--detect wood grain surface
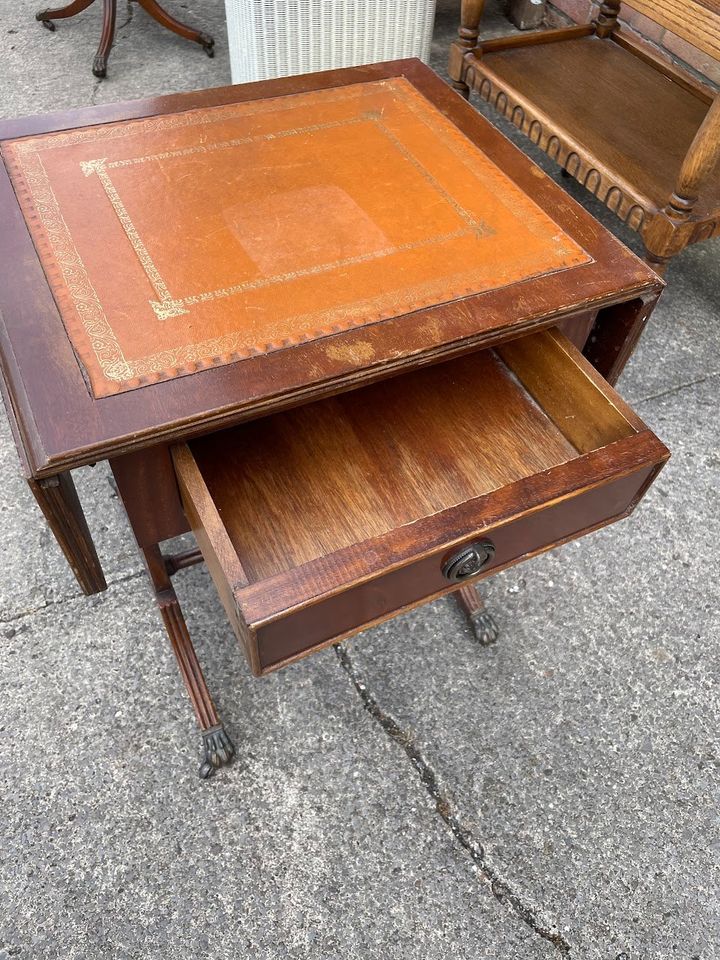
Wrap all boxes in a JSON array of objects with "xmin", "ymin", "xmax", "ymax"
[
  {"xmin": 174, "ymin": 329, "xmax": 668, "ymax": 674},
  {"xmin": 478, "ymin": 37, "xmax": 719, "ymax": 214},
  {"xmin": 451, "ymin": 5, "xmax": 720, "ymax": 269},
  {"xmin": 252, "ymin": 457, "xmax": 663, "ymax": 672},
  {"xmin": 188, "ymin": 346, "xmax": 580, "ymax": 580}
]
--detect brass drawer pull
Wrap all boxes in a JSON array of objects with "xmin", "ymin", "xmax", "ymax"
[{"xmin": 442, "ymin": 540, "xmax": 495, "ymax": 583}]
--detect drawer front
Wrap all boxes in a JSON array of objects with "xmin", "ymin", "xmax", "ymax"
[
  {"xmin": 254, "ymin": 461, "xmax": 658, "ymax": 672},
  {"xmin": 173, "ymin": 329, "xmax": 668, "ymax": 679}
]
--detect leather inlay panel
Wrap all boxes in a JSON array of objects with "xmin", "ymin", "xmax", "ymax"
[{"xmin": 2, "ymin": 77, "xmax": 590, "ymax": 398}]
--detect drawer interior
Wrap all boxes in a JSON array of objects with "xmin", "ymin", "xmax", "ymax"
[{"xmin": 183, "ymin": 328, "xmax": 641, "ymax": 586}]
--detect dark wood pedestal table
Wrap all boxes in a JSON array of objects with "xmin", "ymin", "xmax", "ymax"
[
  {"xmin": 35, "ymin": 0, "xmax": 214, "ymax": 78},
  {"xmin": 0, "ymin": 60, "xmax": 669, "ymax": 779}
]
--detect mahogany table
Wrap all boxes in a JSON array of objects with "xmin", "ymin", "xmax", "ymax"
[
  {"xmin": 0, "ymin": 60, "xmax": 669, "ymax": 778},
  {"xmin": 35, "ymin": 0, "xmax": 214, "ymax": 79}
]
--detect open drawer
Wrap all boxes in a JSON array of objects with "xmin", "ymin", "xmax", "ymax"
[{"xmin": 172, "ymin": 329, "xmax": 668, "ymax": 676}]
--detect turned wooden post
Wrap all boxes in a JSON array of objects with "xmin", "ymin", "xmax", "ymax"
[
  {"xmin": 594, "ymin": 0, "xmax": 621, "ymax": 37},
  {"xmin": 458, "ymin": 0, "xmax": 486, "ymax": 50},
  {"xmin": 451, "ymin": 0, "xmax": 487, "ymax": 97},
  {"xmin": 667, "ymin": 96, "xmax": 720, "ymax": 221},
  {"xmin": 644, "ymin": 96, "xmax": 720, "ymax": 269}
]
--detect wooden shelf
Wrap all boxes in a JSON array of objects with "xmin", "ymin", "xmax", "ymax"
[{"xmin": 476, "ymin": 36, "xmax": 720, "ymax": 217}]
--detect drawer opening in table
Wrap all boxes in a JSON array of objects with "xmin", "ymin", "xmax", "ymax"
[
  {"xmin": 177, "ymin": 327, "xmax": 644, "ymax": 585},
  {"xmin": 172, "ymin": 327, "xmax": 667, "ymax": 674}
]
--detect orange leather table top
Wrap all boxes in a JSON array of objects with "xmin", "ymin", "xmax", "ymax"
[{"xmin": 3, "ymin": 77, "xmax": 589, "ymax": 398}]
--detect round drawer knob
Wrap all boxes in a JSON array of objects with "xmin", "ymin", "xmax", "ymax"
[{"xmin": 441, "ymin": 540, "xmax": 495, "ymax": 583}]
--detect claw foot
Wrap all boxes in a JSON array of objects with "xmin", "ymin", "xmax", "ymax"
[
  {"xmin": 199, "ymin": 723, "xmax": 235, "ymax": 779},
  {"xmin": 198, "ymin": 32, "xmax": 214, "ymax": 57},
  {"xmin": 470, "ymin": 609, "xmax": 499, "ymax": 647},
  {"xmin": 92, "ymin": 54, "xmax": 107, "ymax": 78},
  {"xmin": 36, "ymin": 11, "xmax": 57, "ymax": 29}
]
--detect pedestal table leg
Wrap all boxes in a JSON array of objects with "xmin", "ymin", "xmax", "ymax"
[
  {"xmin": 92, "ymin": 0, "xmax": 117, "ymax": 77},
  {"xmin": 35, "ymin": 0, "xmax": 96, "ymax": 29},
  {"xmin": 136, "ymin": 0, "xmax": 214, "ymax": 55}
]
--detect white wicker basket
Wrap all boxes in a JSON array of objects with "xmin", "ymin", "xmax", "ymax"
[{"xmin": 225, "ymin": 0, "xmax": 437, "ymax": 85}]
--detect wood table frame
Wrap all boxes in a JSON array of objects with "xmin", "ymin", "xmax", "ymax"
[
  {"xmin": 448, "ymin": 0, "xmax": 720, "ymax": 274},
  {"xmin": 0, "ymin": 60, "xmax": 664, "ymax": 776}
]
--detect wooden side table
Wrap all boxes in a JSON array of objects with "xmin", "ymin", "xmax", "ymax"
[
  {"xmin": 0, "ymin": 60, "xmax": 668, "ymax": 779},
  {"xmin": 35, "ymin": 0, "xmax": 214, "ymax": 77}
]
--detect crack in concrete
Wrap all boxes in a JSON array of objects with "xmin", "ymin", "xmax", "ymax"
[
  {"xmin": 0, "ymin": 568, "xmax": 145, "ymax": 628},
  {"xmin": 117, "ymin": 0, "xmax": 134, "ymax": 31},
  {"xmin": 89, "ymin": 76, "xmax": 103, "ymax": 106},
  {"xmin": 636, "ymin": 370, "xmax": 720, "ymax": 406},
  {"xmin": 334, "ymin": 642, "xmax": 572, "ymax": 955}
]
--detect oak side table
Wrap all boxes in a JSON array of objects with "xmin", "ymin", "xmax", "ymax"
[{"xmin": 0, "ymin": 60, "xmax": 669, "ymax": 779}]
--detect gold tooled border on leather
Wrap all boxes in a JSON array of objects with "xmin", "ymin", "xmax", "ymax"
[{"xmin": 2, "ymin": 78, "xmax": 591, "ymax": 396}]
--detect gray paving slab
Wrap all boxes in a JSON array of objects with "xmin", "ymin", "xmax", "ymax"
[
  {"xmin": 619, "ymin": 241, "xmax": 720, "ymax": 405},
  {"xmin": 344, "ymin": 373, "xmax": 720, "ymax": 959},
  {"xmin": 0, "ymin": 571, "xmax": 558, "ymax": 960}
]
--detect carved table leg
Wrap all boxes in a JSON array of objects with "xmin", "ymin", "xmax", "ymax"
[
  {"xmin": 135, "ymin": 0, "xmax": 214, "ymax": 55},
  {"xmin": 450, "ymin": 0, "xmax": 485, "ymax": 98},
  {"xmin": 454, "ymin": 583, "xmax": 499, "ymax": 646},
  {"xmin": 142, "ymin": 544, "xmax": 234, "ymax": 779},
  {"xmin": 28, "ymin": 473, "xmax": 107, "ymax": 596},
  {"xmin": 92, "ymin": 0, "xmax": 117, "ymax": 77},
  {"xmin": 36, "ymin": 0, "xmax": 96, "ymax": 30},
  {"xmin": 36, "ymin": 0, "xmax": 118, "ymax": 77}
]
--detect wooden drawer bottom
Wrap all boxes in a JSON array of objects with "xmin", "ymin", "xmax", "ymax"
[{"xmin": 173, "ymin": 329, "xmax": 668, "ymax": 675}]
